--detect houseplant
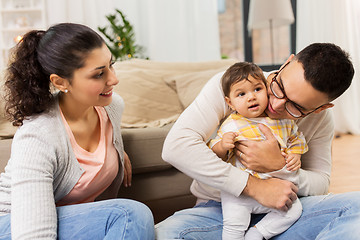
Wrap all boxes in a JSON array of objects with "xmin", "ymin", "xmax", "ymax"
[{"xmin": 98, "ymin": 9, "xmax": 146, "ymax": 61}]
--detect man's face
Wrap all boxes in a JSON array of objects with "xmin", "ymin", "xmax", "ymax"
[{"xmin": 265, "ymin": 60, "xmax": 331, "ymax": 120}]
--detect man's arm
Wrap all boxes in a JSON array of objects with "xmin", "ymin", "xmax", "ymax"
[
  {"xmin": 162, "ymin": 72, "xmax": 249, "ymax": 197},
  {"xmin": 296, "ymin": 109, "xmax": 334, "ymax": 196}
]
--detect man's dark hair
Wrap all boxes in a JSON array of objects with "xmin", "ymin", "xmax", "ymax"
[{"xmin": 295, "ymin": 43, "xmax": 354, "ymax": 101}]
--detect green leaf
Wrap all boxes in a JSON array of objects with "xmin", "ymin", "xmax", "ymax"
[{"xmin": 98, "ymin": 9, "xmax": 148, "ymax": 61}]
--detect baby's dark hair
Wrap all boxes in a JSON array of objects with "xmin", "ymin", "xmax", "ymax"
[
  {"xmin": 221, "ymin": 62, "xmax": 267, "ymax": 97},
  {"xmin": 4, "ymin": 23, "xmax": 104, "ymax": 126}
]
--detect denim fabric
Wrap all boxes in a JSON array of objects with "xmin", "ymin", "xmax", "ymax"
[
  {"xmin": 155, "ymin": 192, "xmax": 360, "ymax": 240},
  {"xmin": 0, "ymin": 214, "xmax": 10, "ymax": 240},
  {"xmin": 0, "ymin": 199, "xmax": 155, "ymax": 240}
]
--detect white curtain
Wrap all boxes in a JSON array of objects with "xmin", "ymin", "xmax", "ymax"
[
  {"xmin": 46, "ymin": 0, "xmax": 221, "ymax": 62},
  {"xmin": 46, "ymin": 0, "xmax": 120, "ymax": 31},
  {"xmin": 296, "ymin": 0, "xmax": 360, "ymax": 134}
]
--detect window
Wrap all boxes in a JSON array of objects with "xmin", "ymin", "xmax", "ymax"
[{"xmin": 218, "ymin": 0, "xmax": 296, "ymax": 71}]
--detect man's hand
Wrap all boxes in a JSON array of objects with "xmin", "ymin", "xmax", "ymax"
[
  {"xmin": 235, "ymin": 124, "xmax": 285, "ymax": 172},
  {"xmin": 243, "ymin": 175, "xmax": 298, "ymax": 212},
  {"xmin": 123, "ymin": 151, "xmax": 132, "ymax": 187}
]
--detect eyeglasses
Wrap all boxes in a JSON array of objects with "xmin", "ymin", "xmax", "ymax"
[{"xmin": 270, "ymin": 63, "xmax": 323, "ymax": 118}]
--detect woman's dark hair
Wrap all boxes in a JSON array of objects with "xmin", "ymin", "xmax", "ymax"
[
  {"xmin": 221, "ymin": 62, "xmax": 266, "ymax": 97},
  {"xmin": 4, "ymin": 23, "xmax": 105, "ymax": 126},
  {"xmin": 295, "ymin": 43, "xmax": 354, "ymax": 101}
]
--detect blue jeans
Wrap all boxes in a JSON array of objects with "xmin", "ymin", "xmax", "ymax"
[
  {"xmin": 155, "ymin": 192, "xmax": 360, "ymax": 239},
  {"xmin": 0, "ymin": 199, "xmax": 155, "ymax": 240}
]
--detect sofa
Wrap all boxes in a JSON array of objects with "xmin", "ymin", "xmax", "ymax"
[{"xmin": 0, "ymin": 58, "xmax": 238, "ymax": 223}]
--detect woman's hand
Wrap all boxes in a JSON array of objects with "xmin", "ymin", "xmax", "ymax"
[
  {"xmin": 234, "ymin": 124, "xmax": 285, "ymax": 172},
  {"xmin": 123, "ymin": 151, "xmax": 132, "ymax": 187}
]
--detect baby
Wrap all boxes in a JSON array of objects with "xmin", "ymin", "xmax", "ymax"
[{"xmin": 209, "ymin": 62, "xmax": 308, "ymax": 240}]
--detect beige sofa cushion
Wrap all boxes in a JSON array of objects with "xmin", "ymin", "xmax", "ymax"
[
  {"xmin": 114, "ymin": 59, "xmax": 238, "ymax": 127},
  {"xmin": 166, "ymin": 68, "xmax": 231, "ymax": 108},
  {"xmin": 113, "ymin": 63, "xmax": 183, "ymax": 128}
]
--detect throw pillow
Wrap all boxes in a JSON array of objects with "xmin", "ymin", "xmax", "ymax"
[
  {"xmin": 162, "ymin": 59, "xmax": 239, "ymax": 91},
  {"xmin": 113, "ymin": 63, "xmax": 183, "ymax": 128},
  {"xmin": 164, "ymin": 66, "xmax": 234, "ymax": 108},
  {"xmin": 176, "ymin": 70, "xmax": 220, "ymax": 108}
]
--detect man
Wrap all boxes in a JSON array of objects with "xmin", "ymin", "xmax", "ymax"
[{"xmin": 156, "ymin": 43, "xmax": 360, "ymax": 239}]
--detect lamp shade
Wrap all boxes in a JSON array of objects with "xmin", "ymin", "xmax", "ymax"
[{"xmin": 247, "ymin": 0, "xmax": 294, "ymax": 32}]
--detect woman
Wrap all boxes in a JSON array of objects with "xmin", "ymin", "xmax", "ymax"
[{"xmin": 0, "ymin": 23, "xmax": 154, "ymax": 239}]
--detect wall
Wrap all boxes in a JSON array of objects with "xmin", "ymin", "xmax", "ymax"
[{"xmin": 297, "ymin": 0, "xmax": 360, "ymax": 134}]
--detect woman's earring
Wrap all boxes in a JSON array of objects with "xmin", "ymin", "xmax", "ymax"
[{"xmin": 64, "ymin": 89, "xmax": 68, "ymax": 93}]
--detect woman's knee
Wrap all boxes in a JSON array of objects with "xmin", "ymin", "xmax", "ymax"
[
  {"xmin": 114, "ymin": 199, "xmax": 155, "ymax": 239},
  {"xmin": 105, "ymin": 198, "xmax": 154, "ymax": 224},
  {"xmin": 0, "ymin": 214, "xmax": 11, "ymax": 240},
  {"xmin": 127, "ymin": 199, "xmax": 154, "ymax": 226},
  {"xmin": 99, "ymin": 199, "xmax": 155, "ymax": 239},
  {"xmin": 57, "ymin": 199, "xmax": 154, "ymax": 239}
]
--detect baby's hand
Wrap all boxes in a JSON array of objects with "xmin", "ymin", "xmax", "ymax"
[
  {"xmin": 283, "ymin": 153, "xmax": 301, "ymax": 171},
  {"xmin": 220, "ymin": 132, "xmax": 238, "ymax": 152}
]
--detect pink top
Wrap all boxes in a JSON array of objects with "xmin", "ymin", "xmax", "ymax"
[{"xmin": 57, "ymin": 106, "xmax": 119, "ymax": 206}]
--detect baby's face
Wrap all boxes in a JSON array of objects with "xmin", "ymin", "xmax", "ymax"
[{"xmin": 225, "ymin": 76, "xmax": 268, "ymax": 118}]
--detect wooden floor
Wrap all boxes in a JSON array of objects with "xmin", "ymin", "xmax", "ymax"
[{"xmin": 329, "ymin": 134, "xmax": 360, "ymax": 193}]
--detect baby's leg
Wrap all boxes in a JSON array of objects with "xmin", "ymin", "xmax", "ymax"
[
  {"xmin": 253, "ymin": 198, "xmax": 302, "ymax": 239},
  {"xmin": 221, "ymin": 191, "xmax": 254, "ymax": 240}
]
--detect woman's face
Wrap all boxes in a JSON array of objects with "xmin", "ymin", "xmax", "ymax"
[{"xmin": 66, "ymin": 44, "xmax": 118, "ymax": 109}]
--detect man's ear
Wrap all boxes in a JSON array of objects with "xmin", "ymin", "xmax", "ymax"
[
  {"xmin": 314, "ymin": 103, "xmax": 334, "ymax": 113},
  {"xmin": 50, "ymin": 74, "xmax": 69, "ymax": 93},
  {"xmin": 280, "ymin": 54, "xmax": 295, "ymax": 70}
]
